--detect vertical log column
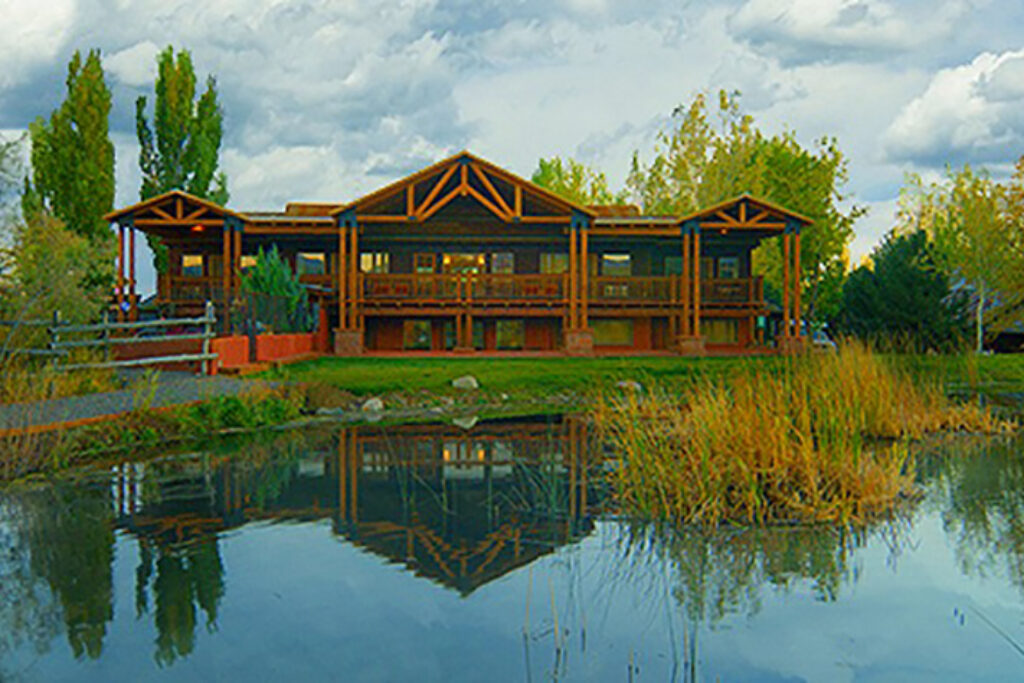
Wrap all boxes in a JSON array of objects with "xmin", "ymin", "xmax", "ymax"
[
  {"xmin": 116, "ymin": 223, "xmax": 125, "ymax": 322},
  {"xmin": 793, "ymin": 228, "xmax": 802, "ymax": 340},
  {"xmin": 782, "ymin": 229, "xmax": 792, "ymax": 340},
  {"xmin": 128, "ymin": 224, "xmax": 137, "ymax": 321},
  {"xmin": 681, "ymin": 226, "xmax": 691, "ymax": 337},
  {"xmin": 234, "ymin": 223, "xmax": 243, "ymax": 300},
  {"xmin": 349, "ymin": 223, "xmax": 359, "ymax": 332},
  {"xmin": 692, "ymin": 226, "xmax": 701, "ymax": 338},
  {"xmin": 568, "ymin": 224, "xmax": 578, "ymax": 330},
  {"xmin": 338, "ymin": 222, "xmax": 348, "ymax": 329},
  {"xmin": 580, "ymin": 224, "xmax": 589, "ymax": 330},
  {"xmin": 221, "ymin": 220, "xmax": 232, "ymax": 333}
]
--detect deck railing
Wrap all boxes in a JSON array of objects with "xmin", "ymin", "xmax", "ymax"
[
  {"xmin": 160, "ymin": 273, "xmax": 764, "ymax": 308},
  {"xmin": 362, "ymin": 273, "xmax": 568, "ymax": 304}
]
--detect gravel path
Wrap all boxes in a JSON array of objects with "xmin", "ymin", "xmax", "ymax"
[{"xmin": 0, "ymin": 371, "xmax": 254, "ymax": 432}]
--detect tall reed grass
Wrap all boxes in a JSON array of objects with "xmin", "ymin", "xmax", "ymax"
[{"xmin": 595, "ymin": 342, "xmax": 1013, "ymax": 527}]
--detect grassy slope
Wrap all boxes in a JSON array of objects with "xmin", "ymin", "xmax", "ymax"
[{"xmin": 262, "ymin": 353, "xmax": 1024, "ymax": 398}]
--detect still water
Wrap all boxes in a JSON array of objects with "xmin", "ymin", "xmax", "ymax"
[{"xmin": 2, "ymin": 416, "xmax": 1024, "ymax": 681}]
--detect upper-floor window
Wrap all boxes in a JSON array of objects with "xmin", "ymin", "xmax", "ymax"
[
  {"xmin": 297, "ymin": 252, "xmax": 327, "ymax": 276},
  {"xmin": 664, "ymin": 256, "xmax": 682, "ymax": 276},
  {"xmin": 360, "ymin": 252, "xmax": 390, "ymax": 273},
  {"xmin": 540, "ymin": 253, "xmax": 568, "ymax": 274},
  {"xmin": 182, "ymin": 254, "xmax": 204, "ymax": 277},
  {"xmin": 718, "ymin": 256, "xmax": 740, "ymax": 280},
  {"xmin": 490, "ymin": 252, "xmax": 514, "ymax": 274},
  {"xmin": 601, "ymin": 253, "xmax": 631, "ymax": 277}
]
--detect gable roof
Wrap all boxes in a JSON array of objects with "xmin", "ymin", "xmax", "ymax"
[
  {"xmin": 331, "ymin": 150, "xmax": 595, "ymax": 221},
  {"xmin": 103, "ymin": 189, "xmax": 244, "ymax": 224},
  {"xmin": 678, "ymin": 193, "xmax": 813, "ymax": 226}
]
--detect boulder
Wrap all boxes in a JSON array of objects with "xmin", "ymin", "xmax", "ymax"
[
  {"xmin": 452, "ymin": 415, "xmax": 479, "ymax": 430},
  {"xmin": 361, "ymin": 397, "xmax": 385, "ymax": 413},
  {"xmin": 616, "ymin": 380, "xmax": 643, "ymax": 392},
  {"xmin": 452, "ymin": 375, "xmax": 480, "ymax": 390}
]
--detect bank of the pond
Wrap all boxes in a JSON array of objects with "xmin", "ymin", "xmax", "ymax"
[
  {"xmin": 260, "ymin": 352, "xmax": 1024, "ymax": 402},
  {"xmin": 596, "ymin": 344, "xmax": 1016, "ymax": 527}
]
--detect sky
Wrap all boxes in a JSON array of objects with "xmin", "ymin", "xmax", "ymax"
[{"xmin": 2, "ymin": 0, "xmax": 1024, "ymax": 295}]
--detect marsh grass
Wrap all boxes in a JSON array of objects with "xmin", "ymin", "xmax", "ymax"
[{"xmin": 595, "ymin": 342, "xmax": 1014, "ymax": 526}]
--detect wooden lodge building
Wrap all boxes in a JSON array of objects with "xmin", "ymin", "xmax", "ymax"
[{"xmin": 104, "ymin": 151, "xmax": 810, "ymax": 356}]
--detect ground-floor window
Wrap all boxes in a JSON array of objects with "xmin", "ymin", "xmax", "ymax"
[
  {"xmin": 496, "ymin": 320, "xmax": 524, "ymax": 350},
  {"xmin": 593, "ymin": 318, "xmax": 634, "ymax": 346},
  {"xmin": 297, "ymin": 252, "xmax": 326, "ymax": 275},
  {"xmin": 403, "ymin": 320, "xmax": 432, "ymax": 350},
  {"xmin": 701, "ymin": 318, "xmax": 738, "ymax": 344},
  {"xmin": 182, "ymin": 254, "xmax": 204, "ymax": 277}
]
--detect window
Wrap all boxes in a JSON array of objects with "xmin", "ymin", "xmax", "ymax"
[
  {"xmin": 182, "ymin": 254, "xmax": 204, "ymax": 277},
  {"xmin": 664, "ymin": 256, "xmax": 683, "ymax": 276},
  {"xmin": 403, "ymin": 320, "xmax": 432, "ymax": 350},
  {"xmin": 496, "ymin": 320, "xmax": 524, "ymax": 350},
  {"xmin": 700, "ymin": 256, "xmax": 714, "ymax": 280},
  {"xmin": 601, "ymin": 253, "xmax": 631, "ymax": 277},
  {"xmin": 540, "ymin": 253, "xmax": 569, "ymax": 274},
  {"xmin": 360, "ymin": 252, "xmax": 390, "ymax": 273},
  {"xmin": 414, "ymin": 253, "xmax": 435, "ymax": 274},
  {"xmin": 592, "ymin": 319, "xmax": 634, "ymax": 346},
  {"xmin": 490, "ymin": 252, "xmax": 514, "ymax": 274},
  {"xmin": 718, "ymin": 256, "xmax": 740, "ymax": 280},
  {"xmin": 701, "ymin": 318, "xmax": 738, "ymax": 344},
  {"xmin": 443, "ymin": 253, "xmax": 485, "ymax": 274},
  {"xmin": 297, "ymin": 252, "xmax": 326, "ymax": 276},
  {"xmin": 240, "ymin": 255, "xmax": 258, "ymax": 273}
]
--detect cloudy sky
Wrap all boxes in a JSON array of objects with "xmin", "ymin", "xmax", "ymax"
[{"xmin": 2, "ymin": 0, "xmax": 1024, "ymax": 293}]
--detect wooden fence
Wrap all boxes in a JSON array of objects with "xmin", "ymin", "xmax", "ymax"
[{"xmin": 0, "ymin": 302, "xmax": 218, "ymax": 375}]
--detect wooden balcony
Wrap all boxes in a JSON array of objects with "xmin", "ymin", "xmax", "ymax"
[
  {"xmin": 361, "ymin": 273, "xmax": 568, "ymax": 307},
  {"xmin": 590, "ymin": 276, "xmax": 764, "ymax": 308}
]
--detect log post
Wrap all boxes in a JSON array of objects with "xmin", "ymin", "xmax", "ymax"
[
  {"xmin": 116, "ymin": 224, "xmax": 125, "ymax": 322},
  {"xmin": 568, "ymin": 224, "xmax": 578, "ymax": 330},
  {"xmin": 793, "ymin": 228, "xmax": 802, "ymax": 339},
  {"xmin": 692, "ymin": 227, "xmax": 701, "ymax": 338},
  {"xmin": 128, "ymin": 224, "xmax": 137, "ymax": 321},
  {"xmin": 681, "ymin": 227, "xmax": 691, "ymax": 337},
  {"xmin": 782, "ymin": 230, "xmax": 791, "ymax": 340},
  {"xmin": 580, "ymin": 224, "xmax": 589, "ymax": 330}
]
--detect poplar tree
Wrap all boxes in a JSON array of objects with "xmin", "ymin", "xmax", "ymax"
[
  {"xmin": 531, "ymin": 157, "xmax": 626, "ymax": 206},
  {"xmin": 135, "ymin": 46, "xmax": 228, "ymax": 271},
  {"xmin": 22, "ymin": 50, "xmax": 115, "ymax": 244}
]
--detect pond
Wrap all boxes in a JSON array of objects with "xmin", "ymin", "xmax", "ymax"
[{"xmin": 2, "ymin": 416, "xmax": 1024, "ymax": 681}]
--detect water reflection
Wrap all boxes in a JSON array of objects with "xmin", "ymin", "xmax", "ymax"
[{"xmin": 2, "ymin": 422, "xmax": 1024, "ymax": 679}]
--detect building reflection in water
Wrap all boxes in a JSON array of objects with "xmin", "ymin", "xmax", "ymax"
[{"xmin": 102, "ymin": 415, "xmax": 600, "ymax": 663}]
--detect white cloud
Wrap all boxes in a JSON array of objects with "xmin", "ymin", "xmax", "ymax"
[
  {"xmin": 729, "ymin": 0, "xmax": 970, "ymax": 65},
  {"xmin": 884, "ymin": 49, "xmax": 1024, "ymax": 166},
  {"xmin": 0, "ymin": 0, "xmax": 75, "ymax": 88},
  {"xmin": 104, "ymin": 41, "xmax": 161, "ymax": 87}
]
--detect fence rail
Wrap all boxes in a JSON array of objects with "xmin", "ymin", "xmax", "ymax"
[{"xmin": 1, "ymin": 302, "xmax": 217, "ymax": 374}]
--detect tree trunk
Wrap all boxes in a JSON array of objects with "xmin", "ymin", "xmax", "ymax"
[{"xmin": 976, "ymin": 280, "xmax": 985, "ymax": 354}]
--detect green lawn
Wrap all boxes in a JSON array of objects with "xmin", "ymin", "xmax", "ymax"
[
  {"xmin": 262, "ymin": 355, "xmax": 774, "ymax": 397},
  {"xmin": 261, "ymin": 353, "xmax": 1024, "ymax": 400}
]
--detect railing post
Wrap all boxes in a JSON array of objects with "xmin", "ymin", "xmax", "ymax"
[
  {"xmin": 202, "ymin": 300, "xmax": 214, "ymax": 376},
  {"xmin": 102, "ymin": 309, "xmax": 110, "ymax": 364}
]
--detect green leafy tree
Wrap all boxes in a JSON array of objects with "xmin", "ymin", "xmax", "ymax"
[
  {"xmin": 4, "ymin": 213, "xmax": 112, "ymax": 330},
  {"xmin": 836, "ymin": 230, "xmax": 969, "ymax": 351},
  {"xmin": 240, "ymin": 246, "xmax": 311, "ymax": 333},
  {"xmin": 531, "ymin": 156, "xmax": 626, "ymax": 205},
  {"xmin": 627, "ymin": 91, "xmax": 860, "ymax": 322},
  {"xmin": 899, "ymin": 165, "xmax": 1021, "ymax": 352},
  {"xmin": 22, "ymin": 49, "xmax": 114, "ymax": 247},
  {"xmin": 136, "ymin": 46, "xmax": 228, "ymax": 272}
]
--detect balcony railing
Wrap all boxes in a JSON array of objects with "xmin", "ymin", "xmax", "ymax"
[
  {"xmin": 590, "ymin": 276, "xmax": 764, "ymax": 307},
  {"xmin": 159, "ymin": 273, "xmax": 765, "ymax": 309},
  {"xmin": 361, "ymin": 273, "xmax": 568, "ymax": 304}
]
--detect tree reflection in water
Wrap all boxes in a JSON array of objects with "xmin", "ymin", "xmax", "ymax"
[{"xmin": 932, "ymin": 435, "xmax": 1024, "ymax": 596}]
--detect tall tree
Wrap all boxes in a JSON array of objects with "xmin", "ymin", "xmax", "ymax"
[
  {"xmin": 136, "ymin": 46, "xmax": 228, "ymax": 271},
  {"xmin": 899, "ymin": 165, "xmax": 1021, "ymax": 352},
  {"xmin": 837, "ymin": 230, "xmax": 969, "ymax": 351},
  {"xmin": 532, "ymin": 156, "xmax": 626, "ymax": 206},
  {"xmin": 627, "ymin": 91, "xmax": 860, "ymax": 322},
  {"xmin": 22, "ymin": 50, "xmax": 114, "ymax": 245}
]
